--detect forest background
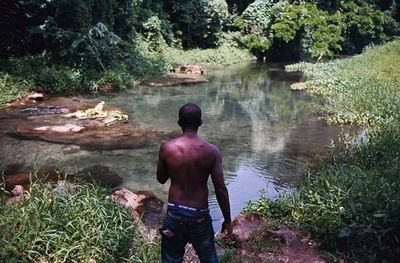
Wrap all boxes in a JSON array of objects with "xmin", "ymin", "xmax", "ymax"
[
  {"xmin": 0, "ymin": 0, "xmax": 399, "ymax": 101},
  {"xmin": 1, "ymin": 1, "xmax": 400, "ymax": 262}
]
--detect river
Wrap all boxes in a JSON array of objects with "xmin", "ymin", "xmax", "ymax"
[{"xmin": 0, "ymin": 62, "xmax": 348, "ymax": 229}]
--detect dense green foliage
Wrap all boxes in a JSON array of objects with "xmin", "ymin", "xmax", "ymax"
[
  {"xmin": 162, "ymin": 45, "xmax": 254, "ymax": 66},
  {"xmin": 237, "ymin": 0, "xmax": 399, "ymax": 60},
  {"xmin": 246, "ymin": 40, "xmax": 400, "ymax": 262},
  {"xmin": 0, "ymin": 0, "xmax": 399, "ymax": 103},
  {"xmin": 0, "ymin": 180, "xmax": 159, "ymax": 262}
]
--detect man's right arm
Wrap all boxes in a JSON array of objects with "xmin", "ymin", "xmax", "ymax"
[
  {"xmin": 156, "ymin": 143, "xmax": 169, "ymax": 184},
  {"xmin": 210, "ymin": 148, "xmax": 232, "ymax": 235}
]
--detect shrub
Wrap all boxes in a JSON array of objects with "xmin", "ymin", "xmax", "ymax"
[
  {"xmin": 0, "ymin": 73, "xmax": 29, "ymax": 104},
  {"xmin": 35, "ymin": 66, "xmax": 82, "ymax": 94},
  {"xmin": 163, "ymin": 45, "xmax": 254, "ymax": 66}
]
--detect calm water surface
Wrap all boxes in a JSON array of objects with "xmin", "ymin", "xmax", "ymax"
[{"xmin": 0, "ymin": 63, "xmax": 347, "ymax": 229}]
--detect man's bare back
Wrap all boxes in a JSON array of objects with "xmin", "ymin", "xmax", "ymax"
[
  {"xmin": 157, "ymin": 103, "xmax": 231, "ymax": 234},
  {"xmin": 157, "ymin": 132, "xmax": 223, "ymax": 209}
]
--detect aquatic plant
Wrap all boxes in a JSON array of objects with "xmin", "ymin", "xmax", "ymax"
[
  {"xmin": 286, "ymin": 39, "xmax": 400, "ymax": 126},
  {"xmin": 64, "ymin": 101, "xmax": 128, "ymax": 121}
]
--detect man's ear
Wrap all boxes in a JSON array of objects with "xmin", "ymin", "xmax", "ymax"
[
  {"xmin": 199, "ymin": 120, "xmax": 202, "ymax": 127},
  {"xmin": 177, "ymin": 119, "xmax": 182, "ymax": 127}
]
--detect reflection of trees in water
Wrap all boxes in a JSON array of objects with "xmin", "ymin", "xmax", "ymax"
[
  {"xmin": 0, "ymin": 63, "xmax": 346, "ymax": 211},
  {"xmin": 200, "ymin": 64, "xmax": 321, "ymax": 189}
]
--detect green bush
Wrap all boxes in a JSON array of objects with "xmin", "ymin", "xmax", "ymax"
[
  {"xmin": 271, "ymin": 2, "xmax": 344, "ymax": 59},
  {"xmin": 0, "ymin": 181, "xmax": 137, "ymax": 262},
  {"xmin": 35, "ymin": 66, "xmax": 82, "ymax": 94},
  {"xmin": 96, "ymin": 67, "xmax": 139, "ymax": 92},
  {"xmin": 341, "ymin": 1, "xmax": 400, "ymax": 54},
  {"xmin": 163, "ymin": 45, "xmax": 254, "ymax": 66},
  {"xmin": 0, "ymin": 73, "xmax": 30, "ymax": 104}
]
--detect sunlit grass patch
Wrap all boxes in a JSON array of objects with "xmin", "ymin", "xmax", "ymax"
[{"xmin": 286, "ymin": 39, "xmax": 400, "ymax": 126}]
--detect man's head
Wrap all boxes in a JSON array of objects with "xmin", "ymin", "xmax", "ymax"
[{"xmin": 178, "ymin": 103, "xmax": 202, "ymax": 131}]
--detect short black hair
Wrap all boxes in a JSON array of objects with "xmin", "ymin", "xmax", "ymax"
[{"xmin": 178, "ymin": 103, "xmax": 202, "ymax": 128}]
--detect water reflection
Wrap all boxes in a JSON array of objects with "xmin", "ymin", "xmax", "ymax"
[{"xmin": 0, "ymin": 63, "xmax": 346, "ymax": 229}]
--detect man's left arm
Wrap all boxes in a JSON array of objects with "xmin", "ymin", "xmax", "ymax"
[
  {"xmin": 156, "ymin": 143, "xmax": 169, "ymax": 184},
  {"xmin": 211, "ymin": 148, "xmax": 232, "ymax": 236}
]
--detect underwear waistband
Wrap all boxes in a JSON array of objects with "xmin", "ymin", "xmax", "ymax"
[{"xmin": 167, "ymin": 203, "xmax": 209, "ymax": 218}]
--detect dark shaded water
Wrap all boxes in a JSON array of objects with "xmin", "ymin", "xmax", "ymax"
[{"xmin": 0, "ymin": 63, "xmax": 348, "ymax": 229}]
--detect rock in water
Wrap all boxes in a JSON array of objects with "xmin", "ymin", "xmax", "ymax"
[
  {"xmin": 27, "ymin": 92, "xmax": 44, "ymax": 101},
  {"xmin": 174, "ymin": 64, "xmax": 205, "ymax": 74},
  {"xmin": 33, "ymin": 124, "xmax": 85, "ymax": 133},
  {"xmin": 5, "ymin": 185, "xmax": 24, "ymax": 206},
  {"xmin": 108, "ymin": 188, "xmax": 164, "ymax": 242},
  {"xmin": 79, "ymin": 165, "xmax": 122, "ymax": 187}
]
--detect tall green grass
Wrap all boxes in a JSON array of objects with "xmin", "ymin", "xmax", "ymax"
[
  {"xmin": 0, "ymin": 180, "xmax": 159, "ymax": 262},
  {"xmin": 247, "ymin": 40, "xmax": 400, "ymax": 262}
]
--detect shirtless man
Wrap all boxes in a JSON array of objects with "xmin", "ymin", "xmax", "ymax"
[{"xmin": 157, "ymin": 103, "xmax": 232, "ymax": 263}]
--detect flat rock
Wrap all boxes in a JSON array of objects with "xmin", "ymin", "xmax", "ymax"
[
  {"xmin": 290, "ymin": 82, "xmax": 307, "ymax": 91},
  {"xmin": 225, "ymin": 213, "xmax": 326, "ymax": 263},
  {"xmin": 174, "ymin": 64, "xmax": 205, "ymax": 74},
  {"xmin": 33, "ymin": 124, "xmax": 85, "ymax": 133},
  {"xmin": 143, "ymin": 73, "xmax": 208, "ymax": 87},
  {"xmin": 27, "ymin": 92, "xmax": 44, "ymax": 101},
  {"xmin": 2, "ymin": 96, "xmax": 180, "ymax": 150},
  {"xmin": 2, "ymin": 170, "xmax": 74, "ymax": 191},
  {"xmin": 11, "ymin": 123, "xmax": 177, "ymax": 150},
  {"xmin": 5, "ymin": 185, "xmax": 25, "ymax": 206},
  {"xmin": 79, "ymin": 165, "xmax": 122, "ymax": 188},
  {"xmin": 109, "ymin": 188, "xmax": 165, "ymax": 242},
  {"xmin": 20, "ymin": 106, "xmax": 70, "ymax": 115}
]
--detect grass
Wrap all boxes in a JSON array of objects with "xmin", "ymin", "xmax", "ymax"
[
  {"xmin": 0, "ymin": 178, "xmax": 160, "ymax": 262},
  {"xmin": 217, "ymin": 220, "xmax": 283, "ymax": 263},
  {"xmin": 286, "ymin": 39, "xmax": 400, "ymax": 126},
  {"xmin": 246, "ymin": 40, "xmax": 400, "ymax": 262}
]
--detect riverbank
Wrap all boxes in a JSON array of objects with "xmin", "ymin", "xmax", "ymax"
[
  {"xmin": 0, "ymin": 46, "xmax": 254, "ymax": 106},
  {"xmin": 2, "ymin": 40, "xmax": 399, "ymax": 261},
  {"xmin": 0, "ymin": 62, "xmax": 335, "ymax": 262},
  {"xmin": 245, "ymin": 40, "xmax": 400, "ymax": 262}
]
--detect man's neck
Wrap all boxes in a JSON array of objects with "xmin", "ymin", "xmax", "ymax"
[{"xmin": 182, "ymin": 129, "xmax": 198, "ymax": 138}]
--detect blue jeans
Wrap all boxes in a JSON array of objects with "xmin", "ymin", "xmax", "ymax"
[{"xmin": 160, "ymin": 213, "xmax": 219, "ymax": 263}]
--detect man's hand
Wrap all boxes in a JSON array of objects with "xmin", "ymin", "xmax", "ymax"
[{"xmin": 221, "ymin": 220, "xmax": 232, "ymax": 237}]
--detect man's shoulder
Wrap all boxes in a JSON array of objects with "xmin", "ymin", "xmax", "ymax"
[
  {"xmin": 160, "ymin": 139, "xmax": 178, "ymax": 150},
  {"xmin": 203, "ymin": 140, "xmax": 221, "ymax": 155}
]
